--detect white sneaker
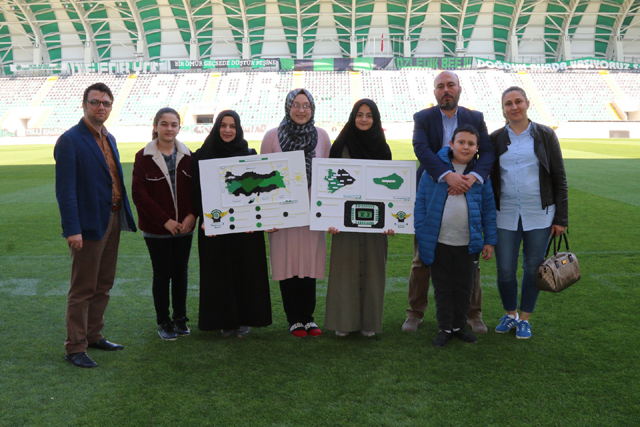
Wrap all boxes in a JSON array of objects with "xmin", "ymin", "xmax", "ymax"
[
  {"xmin": 402, "ymin": 317, "xmax": 422, "ymax": 332},
  {"xmin": 360, "ymin": 330, "xmax": 376, "ymax": 337},
  {"xmin": 335, "ymin": 331, "xmax": 349, "ymax": 337}
]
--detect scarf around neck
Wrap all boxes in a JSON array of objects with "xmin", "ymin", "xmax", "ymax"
[{"xmin": 277, "ymin": 88, "xmax": 318, "ymax": 184}]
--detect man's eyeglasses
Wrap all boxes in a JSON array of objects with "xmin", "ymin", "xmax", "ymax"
[
  {"xmin": 291, "ymin": 102, "xmax": 311, "ymax": 110},
  {"xmin": 86, "ymin": 100, "xmax": 113, "ymax": 108}
]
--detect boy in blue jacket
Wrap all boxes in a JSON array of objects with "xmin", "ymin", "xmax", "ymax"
[{"xmin": 414, "ymin": 124, "xmax": 497, "ymax": 348}]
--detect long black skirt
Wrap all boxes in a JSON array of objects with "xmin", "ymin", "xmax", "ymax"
[{"xmin": 197, "ymin": 228, "xmax": 272, "ymax": 331}]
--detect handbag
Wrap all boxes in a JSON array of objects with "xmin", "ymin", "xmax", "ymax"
[{"xmin": 535, "ymin": 234, "xmax": 581, "ymax": 293}]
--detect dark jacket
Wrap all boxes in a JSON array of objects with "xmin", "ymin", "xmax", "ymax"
[
  {"xmin": 489, "ymin": 121, "xmax": 568, "ymax": 227},
  {"xmin": 132, "ymin": 139, "xmax": 194, "ymax": 235},
  {"xmin": 414, "ymin": 147, "xmax": 497, "ymax": 266},
  {"xmin": 412, "ymin": 105, "xmax": 494, "ymax": 183},
  {"xmin": 54, "ymin": 118, "xmax": 136, "ymax": 240}
]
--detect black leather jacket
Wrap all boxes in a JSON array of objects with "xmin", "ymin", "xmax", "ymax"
[{"xmin": 489, "ymin": 121, "xmax": 568, "ymax": 227}]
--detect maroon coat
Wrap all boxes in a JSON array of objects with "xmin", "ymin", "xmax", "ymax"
[{"xmin": 132, "ymin": 139, "xmax": 194, "ymax": 235}]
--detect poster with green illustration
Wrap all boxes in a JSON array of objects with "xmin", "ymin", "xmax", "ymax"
[
  {"xmin": 310, "ymin": 158, "xmax": 416, "ymax": 234},
  {"xmin": 198, "ymin": 151, "xmax": 310, "ymax": 235}
]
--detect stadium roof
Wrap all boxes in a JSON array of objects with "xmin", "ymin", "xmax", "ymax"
[{"xmin": 1, "ymin": 0, "xmax": 639, "ymax": 66}]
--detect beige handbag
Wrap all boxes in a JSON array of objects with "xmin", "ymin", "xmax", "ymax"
[{"xmin": 535, "ymin": 234, "xmax": 581, "ymax": 293}]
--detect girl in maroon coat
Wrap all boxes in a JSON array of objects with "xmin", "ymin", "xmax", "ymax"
[{"xmin": 132, "ymin": 108, "xmax": 196, "ymax": 340}]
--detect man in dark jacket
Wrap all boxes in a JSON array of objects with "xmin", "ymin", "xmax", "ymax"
[
  {"xmin": 403, "ymin": 71, "xmax": 494, "ymax": 334},
  {"xmin": 54, "ymin": 83, "xmax": 136, "ymax": 368}
]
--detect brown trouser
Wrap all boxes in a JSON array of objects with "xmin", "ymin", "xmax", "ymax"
[
  {"xmin": 65, "ymin": 212, "xmax": 121, "ymax": 354},
  {"xmin": 406, "ymin": 236, "xmax": 482, "ymax": 320}
]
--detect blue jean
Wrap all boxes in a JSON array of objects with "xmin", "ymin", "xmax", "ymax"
[{"xmin": 495, "ymin": 219, "xmax": 551, "ymax": 314}]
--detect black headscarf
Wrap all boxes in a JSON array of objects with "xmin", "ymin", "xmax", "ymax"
[
  {"xmin": 193, "ymin": 110, "xmax": 250, "ymax": 161},
  {"xmin": 277, "ymin": 88, "xmax": 318, "ymax": 183},
  {"xmin": 191, "ymin": 110, "xmax": 252, "ymax": 219},
  {"xmin": 330, "ymin": 99, "xmax": 391, "ymax": 160}
]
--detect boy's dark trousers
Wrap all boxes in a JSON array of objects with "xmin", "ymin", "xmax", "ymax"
[
  {"xmin": 406, "ymin": 237, "xmax": 483, "ymax": 321},
  {"xmin": 429, "ymin": 242, "xmax": 479, "ymax": 331}
]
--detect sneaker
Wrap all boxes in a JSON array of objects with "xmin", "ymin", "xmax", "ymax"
[
  {"xmin": 467, "ymin": 317, "xmax": 488, "ymax": 334},
  {"xmin": 360, "ymin": 330, "xmax": 376, "ymax": 337},
  {"xmin": 402, "ymin": 317, "xmax": 423, "ymax": 332},
  {"xmin": 516, "ymin": 320, "xmax": 532, "ymax": 339},
  {"xmin": 335, "ymin": 331, "xmax": 349, "ymax": 337},
  {"xmin": 235, "ymin": 326, "xmax": 250, "ymax": 338},
  {"xmin": 305, "ymin": 322, "xmax": 322, "ymax": 337},
  {"xmin": 495, "ymin": 315, "xmax": 517, "ymax": 333},
  {"xmin": 432, "ymin": 330, "xmax": 452, "ymax": 348},
  {"xmin": 174, "ymin": 317, "xmax": 190, "ymax": 336},
  {"xmin": 158, "ymin": 322, "xmax": 178, "ymax": 341},
  {"xmin": 290, "ymin": 323, "xmax": 307, "ymax": 338},
  {"xmin": 453, "ymin": 328, "xmax": 478, "ymax": 344},
  {"xmin": 221, "ymin": 329, "xmax": 235, "ymax": 338}
]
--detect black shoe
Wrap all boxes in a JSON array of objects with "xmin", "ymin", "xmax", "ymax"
[
  {"xmin": 174, "ymin": 318, "xmax": 190, "ymax": 336},
  {"xmin": 158, "ymin": 322, "xmax": 178, "ymax": 341},
  {"xmin": 453, "ymin": 328, "xmax": 478, "ymax": 344},
  {"xmin": 433, "ymin": 331, "xmax": 453, "ymax": 348},
  {"xmin": 65, "ymin": 352, "xmax": 97, "ymax": 368},
  {"xmin": 88, "ymin": 338, "xmax": 124, "ymax": 351}
]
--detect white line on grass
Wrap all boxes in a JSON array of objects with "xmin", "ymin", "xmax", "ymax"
[{"xmin": 0, "ymin": 279, "xmax": 38, "ymax": 295}]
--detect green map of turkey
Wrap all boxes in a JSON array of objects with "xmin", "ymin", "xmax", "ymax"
[{"xmin": 225, "ymin": 170, "xmax": 286, "ymax": 197}]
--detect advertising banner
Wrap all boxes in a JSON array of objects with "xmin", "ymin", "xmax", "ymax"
[
  {"xmin": 279, "ymin": 57, "xmax": 393, "ymax": 71},
  {"xmin": 169, "ymin": 59, "xmax": 279, "ymax": 70},
  {"xmin": 10, "ymin": 63, "xmax": 63, "ymax": 72},
  {"xmin": 6, "ymin": 55, "xmax": 640, "ymax": 77},
  {"xmin": 475, "ymin": 57, "xmax": 640, "ymax": 71},
  {"xmin": 395, "ymin": 57, "xmax": 474, "ymax": 70}
]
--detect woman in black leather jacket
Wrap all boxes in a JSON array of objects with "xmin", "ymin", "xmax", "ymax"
[{"xmin": 489, "ymin": 86, "xmax": 568, "ymax": 340}]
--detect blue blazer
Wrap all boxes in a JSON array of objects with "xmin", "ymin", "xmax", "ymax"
[
  {"xmin": 412, "ymin": 105, "xmax": 494, "ymax": 184},
  {"xmin": 54, "ymin": 119, "xmax": 136, "ymax": 240},
  {"xmin": 414, "ymin": 147, "xmax": 497, "ymax": 266}
]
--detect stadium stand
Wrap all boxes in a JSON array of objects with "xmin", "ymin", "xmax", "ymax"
[
  {"xmin": 2, "ymin": 69, "xmax": 639, "ymax": 137},
  {"xmin": 0, "ymin": 77, "xmax": 48, "ymax": 128},
  {"xmin": 528, "ymin": 72, "xmax": 619, "ymax": 122},
  {"xmin": 40, "ymin": 74, "xmax": 129, "ymax": 129}
]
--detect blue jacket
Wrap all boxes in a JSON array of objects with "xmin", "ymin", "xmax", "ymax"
[
  {"xmin": 414, "ymin": 147, "xmax": 497, "ymax": 266},
  {"xmin": 54, "ymin": 119, "xmax": 136, "ymax": 240},
  {"xmin": 412, "ymin": 105, "xmax": 494, "ymax": 184}
]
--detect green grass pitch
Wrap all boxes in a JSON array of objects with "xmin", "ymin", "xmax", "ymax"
[{"xmin": 1, "ymin": 138, "xmax": 639, "ymax": 426}]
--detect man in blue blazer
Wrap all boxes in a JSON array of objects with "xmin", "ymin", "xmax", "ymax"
[
  {"xmin": 55, "ymin": 83, "xmax": 136, "ymax": 368},
  {"xmin": 403, "ymin": 71, "xmax": 494, "ymax": 334}
]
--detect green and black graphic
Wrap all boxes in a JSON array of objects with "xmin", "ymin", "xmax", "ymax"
[
  {"xmin": 373, "ymin": 173, "xmax": 404, "ymax": 190},
  {"xmin": 325, "ymin": 168, "xmax": 356, "ymax": 193},
  {"xmin": 344, "ymin": 201, "xmax": 385, "ymax": 229},
  {"xmin": 204, "ymin": 209, "xmax": 228, "ymax": 228},
  {"xmin": 225, "ymin": 170, "xmax": 286, "ymax": 197},
  {"xmin": 392, "ymin": 211, "xmax": 411, "ymax": 223}
]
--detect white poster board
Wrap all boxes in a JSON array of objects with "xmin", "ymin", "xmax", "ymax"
[
  {"xmin": 199, "ymin": 151, "xmax": 309, "ymax": 235},
  {"xmin": 309, "ymin": 158, "xmax": 416, "ymax": 234}
]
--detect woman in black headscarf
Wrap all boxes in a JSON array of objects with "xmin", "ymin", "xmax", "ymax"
[
  {"xmin": 324, "ymin": 99, "xmax": 394, "ymax": 337},
  {"xmin": 191, "ymin": 110, "xmax": 272, "ymax": 338}
]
